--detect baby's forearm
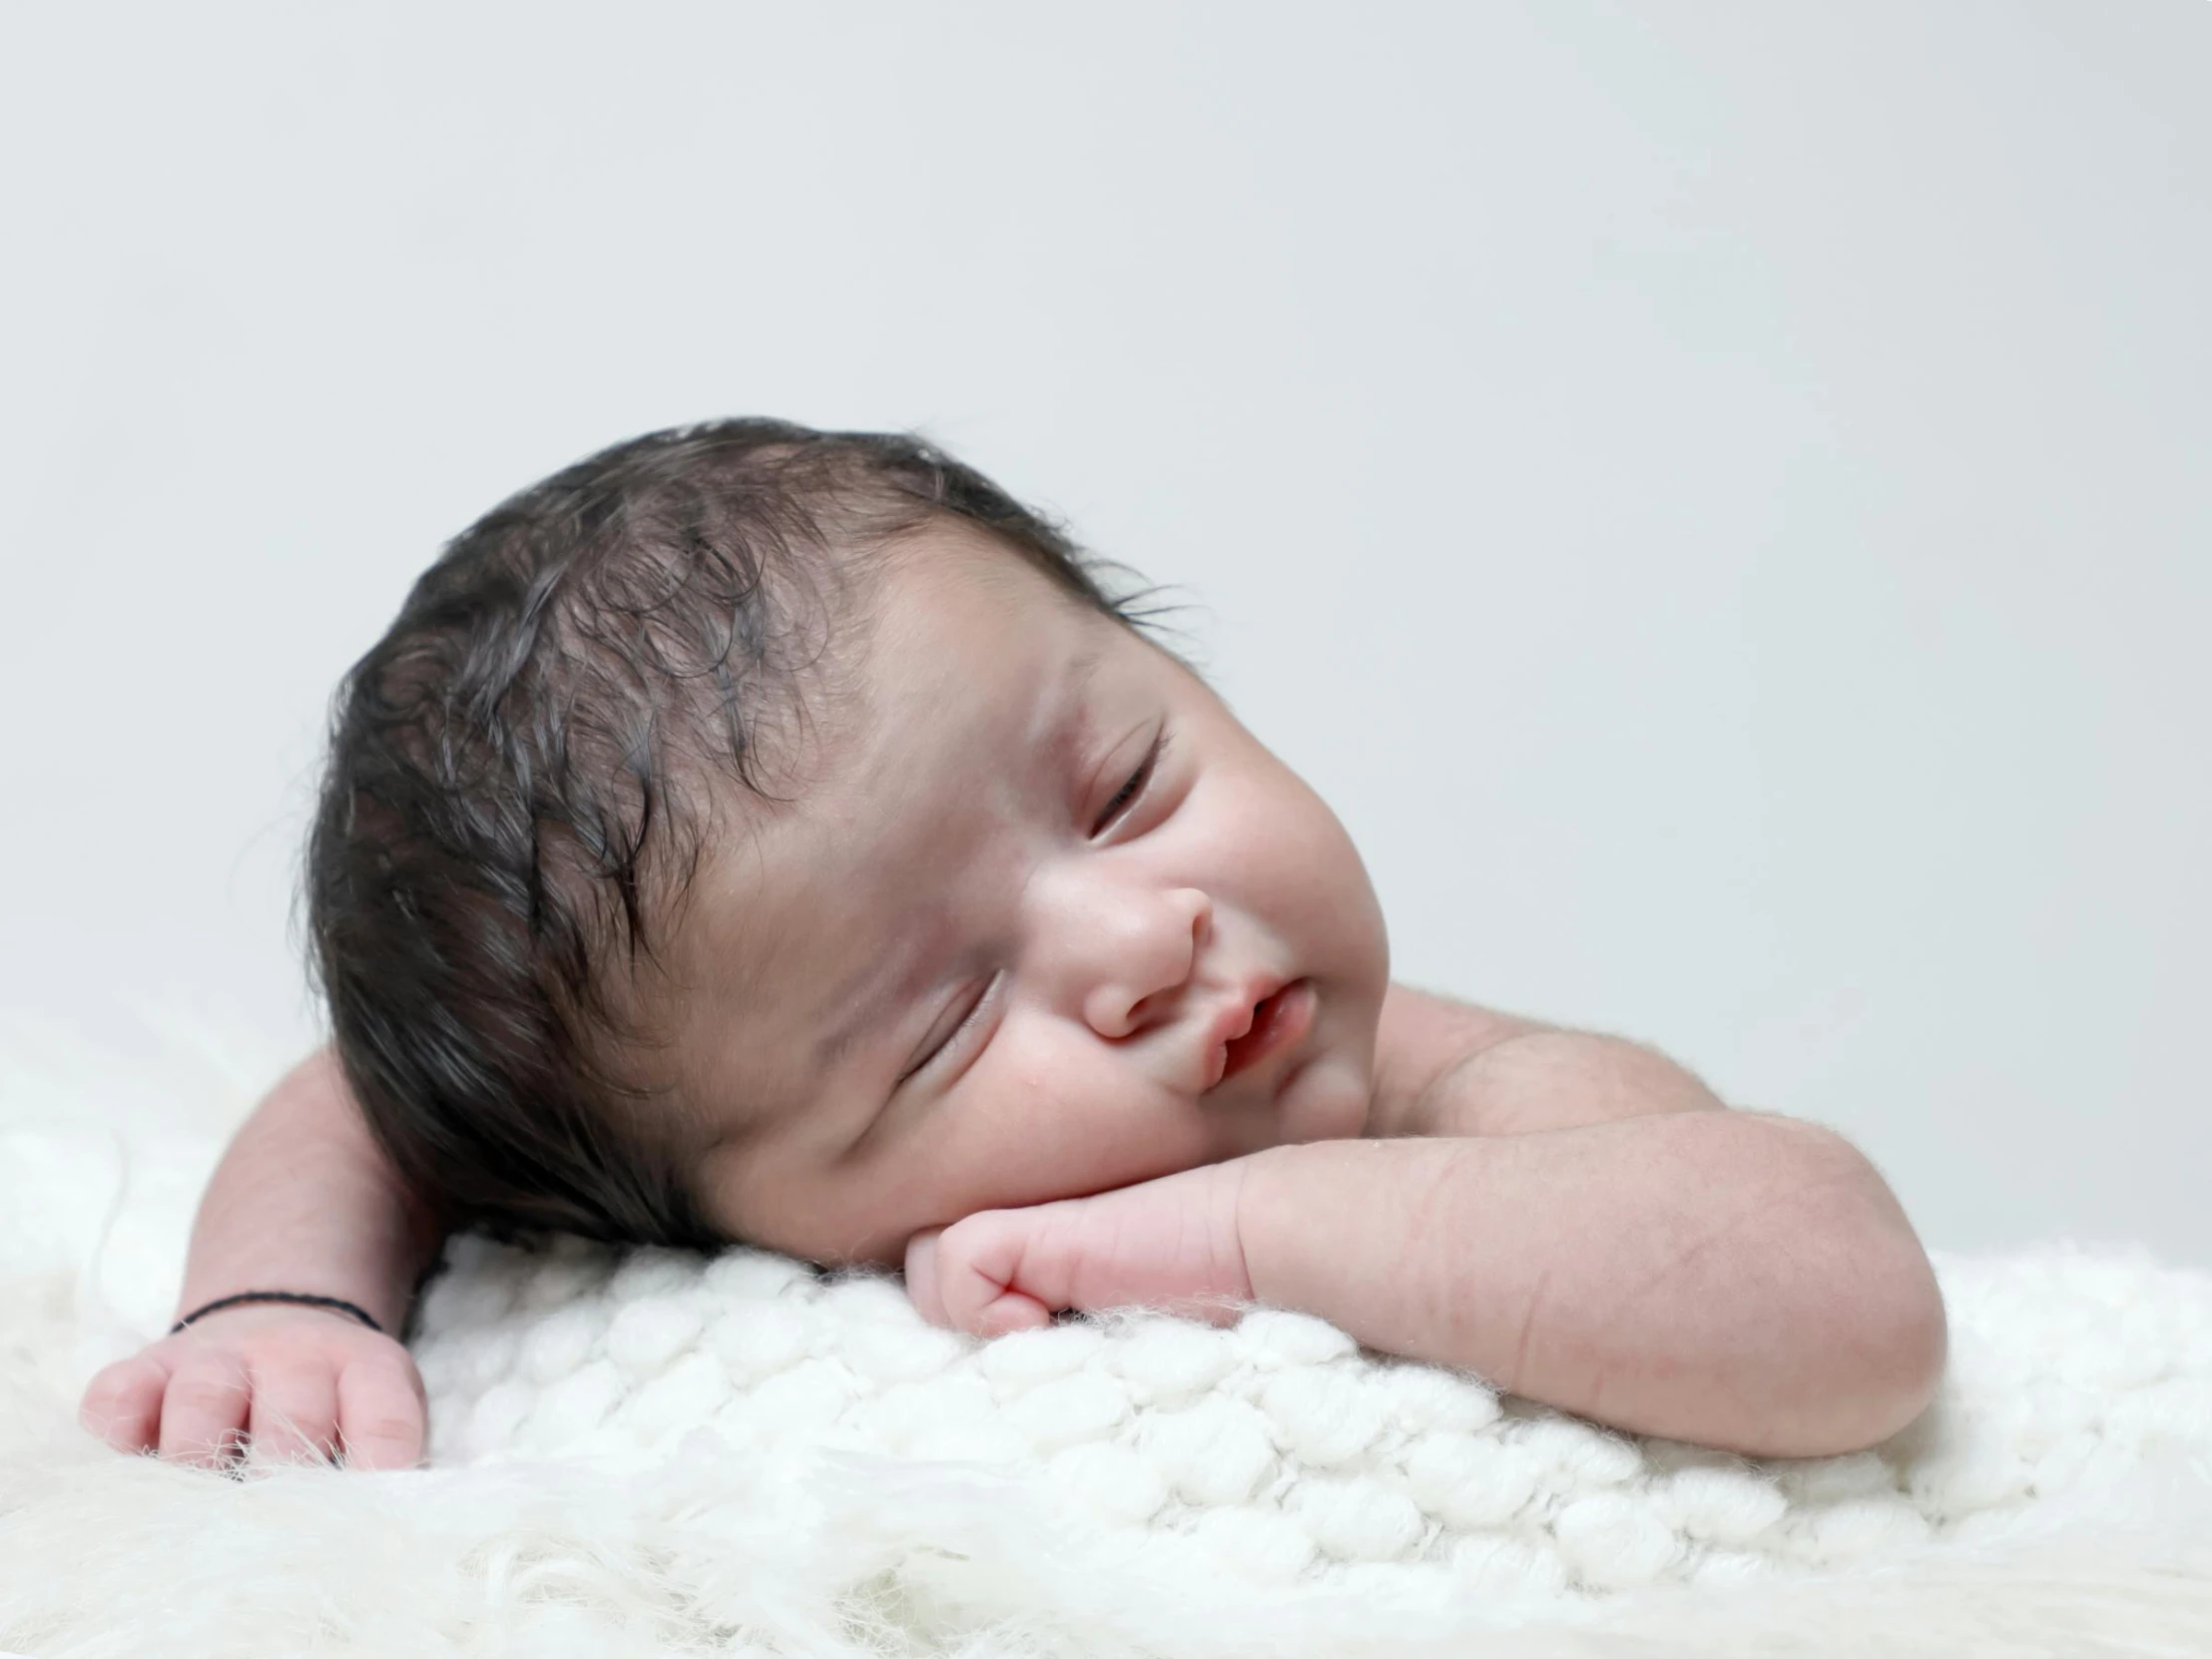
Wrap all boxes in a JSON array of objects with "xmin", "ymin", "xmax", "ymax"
[
  {"xmin": 177, "ymin": 1048, "xmax": 443, "ymax": 1335},
  {"xmin": 1234, "ymin": 1116, "xmax": 1946, "ymax": 1457}
]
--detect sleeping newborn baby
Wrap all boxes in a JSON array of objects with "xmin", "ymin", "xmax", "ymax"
[{"xmin": 80, "ymin": 419, "xmax": 1946, "ymax": 1473}]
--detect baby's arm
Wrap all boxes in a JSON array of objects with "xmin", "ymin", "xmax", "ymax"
[
  {"xmin": 1236, "ymin": 1114, "xmax": 1946, "ymax": 1457},
  {"xmin": 78, "ymin": 1048, "xmax": 445, "ymax": 1468},
  {"xmin": 906, "ymin": 983, "xmax": 1942, "ymax": 1454},
  {"xmin": 910, "ymin": 1112, "xmax": 1944, "ymax": 1456}
]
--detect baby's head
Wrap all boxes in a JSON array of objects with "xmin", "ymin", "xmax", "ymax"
[{"xmin": 308, "ymin": 420, "xmax": 1388, "ymax": 1267}]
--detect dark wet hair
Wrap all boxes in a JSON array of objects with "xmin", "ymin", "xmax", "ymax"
[{"xmin": 306, "ymin": 418, "xmax": 1168, "ymax": 1252}]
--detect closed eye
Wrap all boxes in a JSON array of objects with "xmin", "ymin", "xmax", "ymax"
[
  {"xmin": 900, "ymin": 975, "xmax": 998, "ymax": 1083},
  {"xmin": 1092, "ymin": 730, "xmax": 1169, "ymax": 836}
]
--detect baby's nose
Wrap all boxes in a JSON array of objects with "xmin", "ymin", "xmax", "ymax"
[{"xmin": 1076, "ymin": 887, "xmax": 1212, "ymax": 1038}]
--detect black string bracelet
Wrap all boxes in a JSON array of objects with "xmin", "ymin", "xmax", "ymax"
[{"xmin": 170, "ymin": 1291, "xmax": 385, "ymax": 1337}]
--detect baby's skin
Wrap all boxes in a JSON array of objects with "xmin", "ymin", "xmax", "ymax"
[{"xmin": 80, "ymin": 527, "xmax": 1947, "ymax": 1469}]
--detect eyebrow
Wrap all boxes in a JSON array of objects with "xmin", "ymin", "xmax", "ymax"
[{"xmin": 802, "ymin": 635, "xmax": 1110, "ymax": 1078}]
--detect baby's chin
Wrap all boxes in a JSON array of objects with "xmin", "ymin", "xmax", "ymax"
[{"xmin": 1274, "ymin": 1046, "xmax": 1379, "ymax": 1145}]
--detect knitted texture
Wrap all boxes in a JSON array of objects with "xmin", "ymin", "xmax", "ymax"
[{"xmin": 411, "ymin": 1225, "xmax": 2212, "ymax": 1603}]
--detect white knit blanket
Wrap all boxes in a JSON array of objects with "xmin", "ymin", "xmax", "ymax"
[
  {"xmin": 5, "ymin": 1020, "xmax": 2211, "ymax": 1656},
  {"xmin": 409, "ymin": 1229, "xmax": 2212, "ymax": 1599}
]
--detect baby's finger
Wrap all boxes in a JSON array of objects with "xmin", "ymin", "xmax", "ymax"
[
  {"xmin": 247, "ymin": 1363, "xmax": 340, "ymax": 1466},
  {"xmin": 79, "ymin": 1353, "xmax": 173, "ymax": 1453},
  {"xmin": 335, "ymin": 1356, "xmax": 426, "ymax": 1470},
  {"xmin": 935, "ymin": 1221, "xmax": 1057, "ymax": 1337},
  {"xmin": 966, "ymin": 1286, "xmax": 1054, "ymax": 1339},
  {"xmin": 157, "ymin": 1349, "xmax": 253, "ymax": 1467}
]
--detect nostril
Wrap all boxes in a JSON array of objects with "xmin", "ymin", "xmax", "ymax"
[{"xmin": 1124, "ymin": 988, "xmax": 1171, "ymax": 1033}]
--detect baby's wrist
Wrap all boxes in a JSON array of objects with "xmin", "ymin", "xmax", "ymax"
[
  {"xmin": 174, "ymin": 1267, "xmax": 413, "ymax": 1338},
  {"xmin": 170, "ymin": 1291, "xmax": 387, "ymax": 1338}
]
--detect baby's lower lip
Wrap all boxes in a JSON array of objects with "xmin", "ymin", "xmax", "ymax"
[{"xmin": 1219, "ymin": 979, "xmax": 1316, "ymax": 1085}]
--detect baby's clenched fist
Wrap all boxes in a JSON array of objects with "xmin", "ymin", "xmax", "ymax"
[
  {"xmin": 78, "ymin": 1303, "xmax": 426, "ymax": 1471},
  {"xmin": 902, "ymin": 1158, "xmax": 1258, "ymax": 1339}
]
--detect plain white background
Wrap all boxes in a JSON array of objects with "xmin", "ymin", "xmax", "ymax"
[{"xmin": 1, "ymin": 3, "xmax": 2204, "ymax": 1265}]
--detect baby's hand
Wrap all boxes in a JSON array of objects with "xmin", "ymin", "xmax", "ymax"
[
  {"xmin": 78, "ymin": 1303, "xmax": 427, "ymax": 1470},
  {"xmin": 902, "ymin": 1159, "xmax": 1256, "ymax": 1338}
]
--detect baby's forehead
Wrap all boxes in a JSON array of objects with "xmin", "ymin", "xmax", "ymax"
[
  {"xmin": 807, "ymin": 533, "xmax": 1114, "ymax": 761},
  {"xmin": 687, "ymin": 523, "xmax": 1087, "ymax": 789}
]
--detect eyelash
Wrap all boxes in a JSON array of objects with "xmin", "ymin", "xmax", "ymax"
[
  {"xmin": 1092, "ymin": 729, "xmax": 1170, "ymax": 836},
  {"xmin": 907, "ymin": 975, "xmax": 997, "ymax": 1079}
]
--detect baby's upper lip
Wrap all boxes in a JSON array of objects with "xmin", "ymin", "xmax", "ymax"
[{"xmin": 1197, "ymin": 974, "xmax": 1289, "ymax": 1093}]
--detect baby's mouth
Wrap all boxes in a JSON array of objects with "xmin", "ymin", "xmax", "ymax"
[{"xmin": 1218, "ymin": 979, "xmax": 1316, "ymax": 1086}]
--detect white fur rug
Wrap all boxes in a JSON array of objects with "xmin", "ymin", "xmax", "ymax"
[{"xmin": 4, "ymin": 1013, "xmax": 2211, "ymax": 1656}]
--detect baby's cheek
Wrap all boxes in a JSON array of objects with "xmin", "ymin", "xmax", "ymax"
[
  {"xmin": 968, "ymin": 1030, "xmax": 1123, "ymax": 1159},
  {"xmin": 1259, "ymin": 792, "xmax": 1385, "ymax": 962}
]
